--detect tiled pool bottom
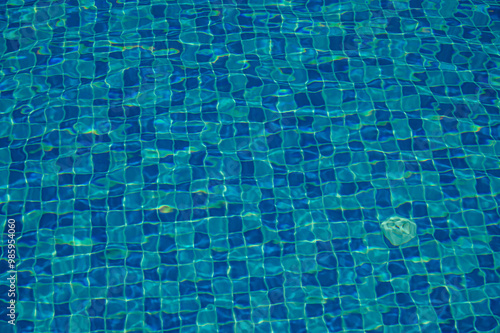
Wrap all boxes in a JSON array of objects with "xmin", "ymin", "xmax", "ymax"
[
  {"xmin": 9, "ymin": 214, "xmax": 500, "ymax": 332},
  {"xmin": 1, "ymin": 0, "xmax": 500, "ymax": 332}
]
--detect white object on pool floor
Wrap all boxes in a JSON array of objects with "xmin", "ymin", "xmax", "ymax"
[{"xmin": 380, "ymin": 216, "xmax": 417, "ymax": 246}]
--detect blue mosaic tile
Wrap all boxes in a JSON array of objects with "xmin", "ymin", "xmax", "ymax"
[{"xmin": 1, "ymin": 0, "xmax": 500, "ymax": 332}]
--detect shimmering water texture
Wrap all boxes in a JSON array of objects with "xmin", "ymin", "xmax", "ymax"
[{"xmin": 1, "ymin": 0, "xmax": 500, "ymax": 332}]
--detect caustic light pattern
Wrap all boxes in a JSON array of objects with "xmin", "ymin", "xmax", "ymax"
[{"xmin": 1, "ymin": 0, "xmax": 500, "ymax": 332}]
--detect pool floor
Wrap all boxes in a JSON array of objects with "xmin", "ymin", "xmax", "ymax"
[{"xmin": 1, "ymin": 0, "xmax": 500, "ymax": 332}]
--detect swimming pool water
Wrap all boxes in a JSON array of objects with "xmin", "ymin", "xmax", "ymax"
[{"xmin": 1, "ymin": 0, "xmax": 500, "ymax": 332}]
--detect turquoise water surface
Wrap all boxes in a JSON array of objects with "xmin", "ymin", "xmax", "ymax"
[{"xmin": 1, "ymin": 0, "xmax": 500, "ymax": 332}]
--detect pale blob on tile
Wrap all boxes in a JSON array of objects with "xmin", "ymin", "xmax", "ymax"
[{"xmin": 381, "ymin": 216, "xmax": 417, "ymax": 246}]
